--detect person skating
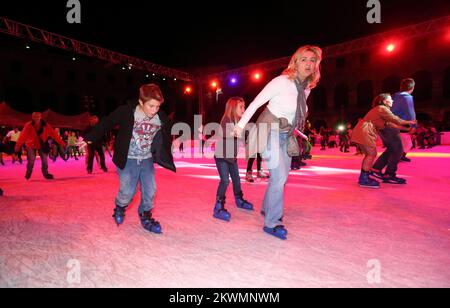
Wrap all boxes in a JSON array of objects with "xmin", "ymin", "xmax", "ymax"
[
  {"xmin": 0, "ymin": 139, "xmax": 13, "ymax": 166},
  {"xmin": 245, "ymin": 153, "xmax": 269, "ymax": 182},
  {"xmin": 84, "ymin": 84, "xmax": 176, "ymax": 234},
  {"xmin": 351, "ymin": 93, "xmax": 416, "ymax": 188},
  {"xmin": 50, "ymin": 128, "xmax": 68, "ymax": 162},
  {"xmin": 234, "ymin": 45, "xmax": 322, "ymax": 240},
  {"xmin": 6, "ymin": 127, "xmax": 22, "ymax": 164},
  {"xmin": 83, "ymin": 116, "xmax": 108, "ymax": 174},
  {"xmin": 391, "ymin": 78, "xmax": 417, "ymax": 163},
  {"xmin": 15, "ymin": 112, "xmax": 66, "ymax": 180},
  {"xmin": 213, "ymin": 97, "xmax": 254, "ymax": 221}
]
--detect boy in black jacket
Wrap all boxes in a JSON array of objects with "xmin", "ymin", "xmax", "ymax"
[{"xmin": 84, "ymin": 84, "xmax": 176, "ymax": 234}]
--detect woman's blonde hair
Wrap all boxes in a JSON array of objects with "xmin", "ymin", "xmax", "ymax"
[
  {"xmin": 282, "ymin": 45, "xmax": 322, "ymax": 89},
  {"xmin": 222, "ymin": 97, "xmax": 245, "ymax": 124}
]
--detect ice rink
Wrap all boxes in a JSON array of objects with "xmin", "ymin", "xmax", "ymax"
[{"xmin": 1, "ymin": 146, "xmax": 449, "ymax": 287}]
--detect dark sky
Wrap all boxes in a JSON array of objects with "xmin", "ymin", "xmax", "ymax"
[{"xmin": 2, "ymin": 0, "xmax": 450, "ymax": 72}]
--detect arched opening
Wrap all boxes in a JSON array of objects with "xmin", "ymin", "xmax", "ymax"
[
  {"xmin": 382, "ymin": 75, "xmax": 401, "ymax": 95},
  {"xmin": 357, "ymin": 80, "xmax": 374, "ymax": 108},
  {"xmin": 64, "ymin": 94, "xmax": 81, "ymax": 114},
  {"xmin": 311, "ymin": 85, "xmax": 327, "ymax": 111},
  {"xmin": 443, "ymin": 66, "xmax": 450, "ymax": 99},
  {"xmin": 412, "ymin": 70, "xmax": 432, "ymax": 102},
  {"xmin": 334, "ymin": 83, "xmax": 349, "ymax": 110}
]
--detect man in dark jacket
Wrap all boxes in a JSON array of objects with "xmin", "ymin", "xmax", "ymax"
[
  {"xmin": 84, "ymin": 84, "xmax": 176, "ymax": 234},
  {"xmin": 84, "ymin": 116, "xmax": 107, "ymax": 174}
]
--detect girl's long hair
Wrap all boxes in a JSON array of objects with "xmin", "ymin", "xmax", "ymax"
[
  {"xmin": 222, "ymin": 97, "xmax": 245, "ymax": 124},
  {"xmin": 282, "ymin": 45, "xmax": 322, "ymax": 89}
]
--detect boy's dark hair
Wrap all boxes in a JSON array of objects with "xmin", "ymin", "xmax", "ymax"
[
  {"xmin": 139, "ymin": 84, "xmax": 164, "ymax": 103},
  {"xmin": 400, "ymin": 78, "xmax": 415, "ymax": 92}
]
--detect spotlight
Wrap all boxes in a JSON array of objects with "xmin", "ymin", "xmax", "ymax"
[
  {"xmin": 252, "ymin": 72, "xmax": 262, "ymax": 81},
  {"xmin": 230, "ymin": 77, "xmax": 238, "ymax": 85},
  {"xmin": 386, "ymin": 44, "xmax": 395, "ymax": 53},
  {"xmin": 211, "ymin": 81, "xmax": 218, "ymax": 89},
  {"xmin": 185, "ymin": 86, "xmax": 192, "ymax": 94}
]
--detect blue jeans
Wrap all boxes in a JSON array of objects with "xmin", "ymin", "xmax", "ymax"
[
  {"xmin": 115, "ymin": 158, "xmax": 156, "ymax": 214},
  {"xmin": 261, "ymin": 132, "xmax": 291, "ymax": 228},
  {"xmin": 215, "ymin": 157, "xmax": 242, "ymax": 200}
]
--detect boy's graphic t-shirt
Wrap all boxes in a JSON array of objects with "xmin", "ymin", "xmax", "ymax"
[{"xmin": 127, "ymin": 107, "xmax": 161, "ymax": 160}]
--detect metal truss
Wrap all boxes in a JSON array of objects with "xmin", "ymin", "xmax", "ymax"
[
  {"xmin": 0, "ymin": 17, "xmax": 194, "ymax": 81},
  {"xmin": 203, "ymin": 15, "xmax": 450, "ymax": 81}
]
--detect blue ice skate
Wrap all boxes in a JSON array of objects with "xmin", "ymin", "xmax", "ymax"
[
  {"xmin": 140, "ymin": 211, "xmax": 162, "ymax": 234},
  {"xmin": 359, "ymin": 171, "xmax": 380, "ymax": 189},
  {"xmin": 213, "ymin": 198, "xmax": 231, "ymax": 222},
  {"xmin": 235, "ymin": 193, "xmax": 254, "ymax": 211},
  {"xmin": 263, "ymin": 225, "xmax": 288, "ymax": 240},
  {"xmin": 112, "ymin": 206, "xmax": 126, "ymax": 226}
]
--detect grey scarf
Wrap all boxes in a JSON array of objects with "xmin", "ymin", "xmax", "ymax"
[{"xmin": 291, "ymin": 78, "xmax": 309, "ymax": 134}]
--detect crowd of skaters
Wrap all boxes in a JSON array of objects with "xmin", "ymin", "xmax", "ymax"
[{"xmin": 0, "ymin": 51, "xmax": 443, "ymax": 240}]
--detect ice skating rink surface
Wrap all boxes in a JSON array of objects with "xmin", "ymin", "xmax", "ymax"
[{"xmin": 1, "ymin": 146, "xmax": 449, "ymax": 287}]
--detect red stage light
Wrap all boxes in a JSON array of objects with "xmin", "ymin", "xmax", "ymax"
[
  {"xmin": 252, "ymin": 72, "xmax": 262, "ymax": 81},
  {"xmin": 211, "ymin": 81, "xmax": 218, "ymax": 89},
  {"xmin": 386, "ymin": 44, "xmax": 396, "ymax": 53},
  {"xmin": 185, "ymin": 87, "xmax": 192, "ymax": 94}
]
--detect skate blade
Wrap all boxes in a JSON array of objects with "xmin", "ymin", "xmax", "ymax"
[
  {"xmin": 358, "ymin": 184, "xmax": 380, "ymax": 189},
  {"xmin": 213, "ymin": 214, "xmax": 230, "ymax": 222}
]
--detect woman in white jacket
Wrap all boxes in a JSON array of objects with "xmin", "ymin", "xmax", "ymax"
[{"xmin": 233, "ymin": 45, "xmax": 322, "ymax": 240}]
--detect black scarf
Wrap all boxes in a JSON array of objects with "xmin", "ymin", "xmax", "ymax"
[
  {"xmin": 32, "ymin": 119, "xmax": 47, "ymax": 137},
  {"xmin": 32, "ymin": 120, "xmax": 51, "ymax": 153}
]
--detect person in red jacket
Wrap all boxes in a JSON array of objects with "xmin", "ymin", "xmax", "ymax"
[{"xmin": 15, "ymin": 112, "xmax": 66, "ymax": 180}]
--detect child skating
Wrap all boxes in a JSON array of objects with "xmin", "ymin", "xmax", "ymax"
[
  {"xmin": 213, "ymin": 97, "xmax": 254, "ymax": 221},
  {"xmin": 84, "ymin": 84, "xmax": 176, "ymax": 234}
]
